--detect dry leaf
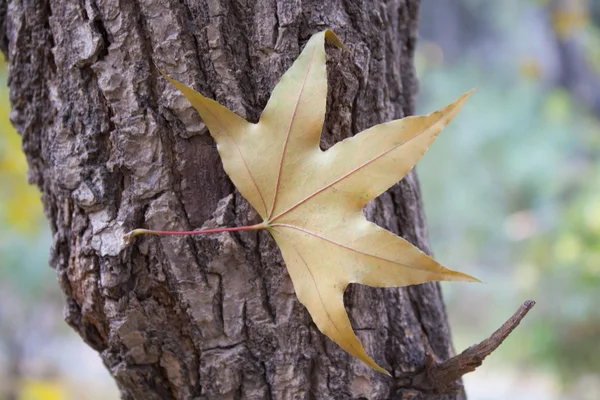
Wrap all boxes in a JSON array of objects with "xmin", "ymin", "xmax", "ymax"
[{"xmin": 160, "ymin": 30, "xmax": 477, "ymax": 374}]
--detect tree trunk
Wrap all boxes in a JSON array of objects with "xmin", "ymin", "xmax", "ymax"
[{"xmin": 1, "ymin": 0, "xmax": 462, "ymax": 398}]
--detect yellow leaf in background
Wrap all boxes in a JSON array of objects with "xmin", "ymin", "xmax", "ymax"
[
  {"xmin": 18, "ymin": 378, "xmax": 65, "ymax": 400},
  {"xmin": 551, "ymin": 2, "xmax": 589, "ymax": 40},
  {"xmin": 159, "ymin": 30, "xmax": 477, "ymax": 373},
  {"xmin": 0, "ymin": 79, "xmax": 44, "ymax": 234},
  {"xmin": 519, "ymin": 58, "xmax": 542, "ymax": 81}
]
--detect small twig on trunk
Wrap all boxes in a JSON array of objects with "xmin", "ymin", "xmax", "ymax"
[{"xmin": 411, "ymin": 300, "xmax": 536, "ymax": 394}]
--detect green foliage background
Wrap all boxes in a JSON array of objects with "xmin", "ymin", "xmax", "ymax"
[{"xmin": 417, "ymin": 0, "xmax": 600, "ymax": 397}]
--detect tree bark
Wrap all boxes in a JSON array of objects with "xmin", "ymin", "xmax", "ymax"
[{"xmin": 1, "ymin": 0, "xmax": 463, "ymax": 398}]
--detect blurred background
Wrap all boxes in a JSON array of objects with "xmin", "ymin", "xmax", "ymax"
[
  {"xmin": 0, "ymin": 0, "xmax": 598, "ymax": 399},
  {"xmin": 0, "ymin": 40, "xmax": 120, "ymax": 400},
  {"xmin": 418, "ymin": 0, "xmax": 600, "ymax": 399}
]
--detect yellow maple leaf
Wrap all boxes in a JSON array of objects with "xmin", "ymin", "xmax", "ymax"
[{"xmin": 128, "ymin": 30, "xmax": 477, "ymax": 374}]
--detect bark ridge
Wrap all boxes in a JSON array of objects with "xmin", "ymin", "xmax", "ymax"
[{"xmin": 1, "ymin": 0, "xmax": 463, "ymax": 398}]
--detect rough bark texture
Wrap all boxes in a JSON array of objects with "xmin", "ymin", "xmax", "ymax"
[{"xmin": 1, "ymin": 0, "xmax": 463, "ymax": 398}]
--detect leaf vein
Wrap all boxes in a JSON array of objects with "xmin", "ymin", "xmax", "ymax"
[
  {"xmin": 272, "ymin": 223, "xmax": 435, "ymax": 274},
  {"xmin": 269, "ymin": 117, "xmax": 443, "ymax": 223},
  {"xmin": 202, "ymin": 104, "xmax": 269, "ymax": 216},
  {"xmin": 267, "ymin": 43, "xmax": 318, "ymax": 219},
  {"xmin": 272, "ymin": 227, "xmax": 358, "ymax": 352}
]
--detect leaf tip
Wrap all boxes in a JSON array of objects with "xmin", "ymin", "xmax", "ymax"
[
  {"xmin": 324, "ymin": 29, "xmax": 350, "ymax": 52},
  {"xmin": 377, "ymin": 366, "xmax": 392, "ymax": 377},
  {"xmin": 452, "ymin": 270, "xmax": 482, "ymax": 283},
  {"xmin": 456, "ymin": 86, "xmax": 477, "ymax": 105},
  {"xmin": 158, "ymin": 69, "xmax": 179, "ymax": 87},
  {"xmin": 360, "ymin": 353, "xmax": 391, "ymax": 375},
  {"xmin": 154, "ymin": 67, "xmax": 194, "ymax": 98},
  {"xmin": 432, "ymin": 86, "xmax": 476, "ymax": 125}
]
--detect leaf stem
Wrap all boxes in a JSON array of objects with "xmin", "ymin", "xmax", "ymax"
[{"xmin": 124, "ymin": 223, "xmax": 266, "ymax": 244}]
